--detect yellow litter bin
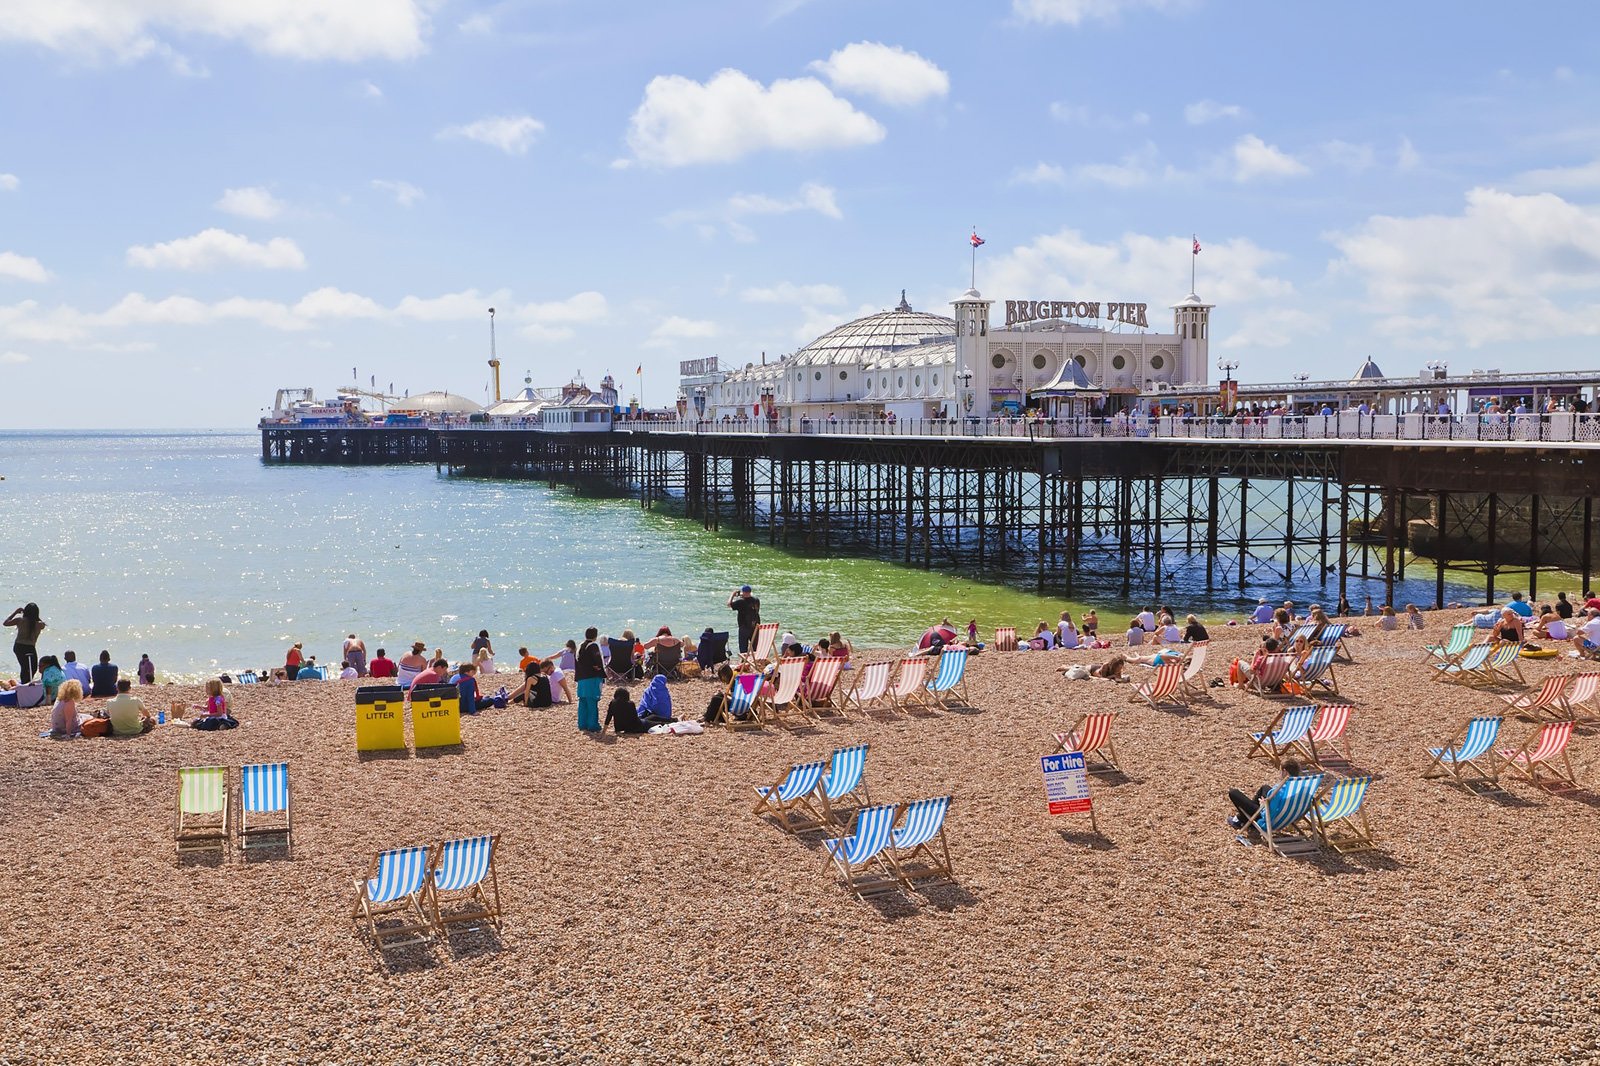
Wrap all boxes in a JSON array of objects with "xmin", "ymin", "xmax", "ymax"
[
  {"xmin": 410, "ymin": 684, "xmax": 462, "ymax": 749},
  {"xmin": 355, "ymin": 686, "xmax": 407, "ymax": 752}
]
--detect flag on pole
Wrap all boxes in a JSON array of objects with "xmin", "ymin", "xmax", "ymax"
[
  {"xmin": 636, "ymin": 365, "xmax": 642, "ymax": 374},
  {"xmin": 1192, "ymin": 237, "xmax": 1201, "ymax": 255},
  {"xmin": 970, "ymin": 232, "xmax": 985, "ymax": 248}
]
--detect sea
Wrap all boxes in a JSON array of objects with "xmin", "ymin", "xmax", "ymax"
[{"xmin": 1, "ymin": 430, "xmax": 1517, "ymax": 680}]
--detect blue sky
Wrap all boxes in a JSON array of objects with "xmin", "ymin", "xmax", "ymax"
[{"xmin": 2, "ymin": 0, "xmax": 1599, "ymax": 427}]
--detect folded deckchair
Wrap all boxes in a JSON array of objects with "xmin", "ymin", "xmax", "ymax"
[
  {"xmin": 748, "ymin": 622, "xmax": 780, "ymax": 664},
  {"xmin": 1313, "ymin": 776, "xmax": 1375, "ymax": 853},
  {"xmin": 1052, "ymin": 711, "xmax": 1120, "ymax": 772},
  {"xmin": 238, "ymin": 762, "xmax": 292, "ymax": 859},
  {"xmin": 888, "ymin": 657, "xmax": 931, "ymax": 713},
  {"xmin": 236, "ymin": 671, "xmax": 259, "ymax": 685},
  {"xmin": 994, "ymin": 626, "xmax": 1018, "ymax": 652},
  {"xmin": 1562, "ymin": 673, "xmax": 1600, "ymax": 720},
  {"xmin": 1247, "ymin": 705, "xmax": 1317, "ymax": 766},
  {"xmin": 1248, "ymin": 653, "xmax": 1293, "ymax": 696},
  {"xmin": 757, "ymin": 656, "xmax": 808, "ymax": 726},
  {"xmin": 1431, "ymin": 642, "xmax": 1495, "ymax": 685},
  {"xmin": 926, "ymin": 647, "xmax": 970, "ymax": 709},
  {"xmin": 1423, "ymin": 623, "xmax": 1475, "ymax": 666},
  {"xmin": 821, "ymin": 803, "xmax": 901, "ymax": 896},
  {"xmin": 1498, "ymin": 721, "xmax": 1579, "ymax": 790},
  {"xmin": 1296, "ymin": 646, "xmax": 1339, "ymax": 696},
  {"xmin": 1132, "ymin": 661, "xmax": 1186, "ymax": 710},
  {"xmin": 752, "ymin": 759, "xmax": 828, "ymax": 832},
  {"xmin": 695, "ymin": 631, "xmax": 730, "ymax": 669},
  {"xmin": 1484, "ymin": 642, "xmax": 1526, "ymax": 687},
  {"xmin": 605, "ymin": 638, "xmax": 641, "ymax": 683},
  {"xmin": 800, "ymin": 655, "xmax": 847, "ymax": 718},
  {"xmin": 1423, "ymin": 716, "xmax": 1504, "ymax": 786},
  {"xmin": 352, "ymin": 844, "xmax": 435, "ymax": 948},
  {"xmin": 1179, "ymin": 640, "xmax": 1210, "ymax": 699},
  {"xmin": 1296, "ymin": 704, "xmax": 1355, "ymax": 766},
  {"xmin": 429, "ymin": 833, "xmax": 502, "ymax": 932},
  {"xmin": 888, "ymin": 796, "xmax": 955, "ymax": 885},
  {"xmin": 1244, "ymin": 773, "xmax": 1325, "ymax": 856},
  {"xmin": 1503, "ymin": 675, "xmax": 1572, "ymax": 722},
  {"xmin": 846, "ymin": 659, "xmax": 894, "ymax": 716},
  {"xmin": 816, "ymin": 744, "xmax": 871, "ymax": 827},
  {"xmin": 176, "ymin": 766, "xmax": 232, "ymax": 860},
  {"xmin": 721, "ymin": 672, "xmax": 764, "ymax": 731}
]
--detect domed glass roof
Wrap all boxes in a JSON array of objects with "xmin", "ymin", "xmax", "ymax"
[
  {"xmin": 792, "ymin": 292, "xmax": 955, "ymax": 366},
  {"xmin": 1351, "ymin": 356, "xmax": 1385, "ymax": 381},
  {"xmin": 399, "ymin": 390, "xmax": 483, "ymax": 415}
]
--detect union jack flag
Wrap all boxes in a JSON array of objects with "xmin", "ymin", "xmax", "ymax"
[
  {"xmin": 1192, "ymin": 237, "xmax": 1201, "ymax": 255},
  {"xmin": 970, "ymin": 232, "xmax": 985, "ymax": 248}
]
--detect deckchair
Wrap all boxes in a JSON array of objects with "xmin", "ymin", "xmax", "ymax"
[
  {"xmin": 1498, "ymin": 721, "xmax": 1579, "ymax": 790},
  {"xmin": 1243, "ymin": 773, "xmax": 1326, "ymax": 857},
  {"xmin": 994, "ymin": 626, "xmax": 1018, "ymax": 652},
  {"xmin": 846, "ymin": 659, "xmax": 895, "ymax": 716},
  {"xmin": 747, "ymin": 622, "xmax": 780, "ymax": 664},
  {"xmin": 1312, "ymin": 776, "xmax": 1376, "ymax": 853},
  {"xmin": 1132, "ymin": 661, "xmax": 1187, "ymax": 710},
  {"xmin": 1431, "ymin": 642, "xmax": 1494, "ymax": 685},
  {"xmin": 1484, "ymin": 642, "xmax": 1526, "ymax": 687},
  {"xmin": 1423, "ymin": 623, "xmax": 1475, "ymax": 666},
  {"xmin": 1296, "ymin": 647, "xmax": 1339, "ymax": 696},
  {"xmin": 887, "ymin": 796, "xmax": 955, "ymax": 886},
  {"xmin": 1288, "ymin": 624, "xmax": 1316, "ymax": 645},
  {"xmin": 1503, "ymin": 675, "xmax": 1572, "ymax": 722},
  {"xmin": 1318, "ymin": 623, "xmax": 1353, "ymax": 662},
  {"xmin": 1247, "ymin": 705, "xmax": 1317, "ymax": 766},
  {"xmin": 605, "ymin": 638, "xmax": 641, "ymax": 683},
  {"xmin": 1179, "ymin": 640, "xmax": 1210, "ymax": 698},
  {"xmin": 395, "ymin": 665, "xmax": 421, "ymax": 689},
  {"xmin": 821, "ymin": 803, "xmax": 901, "ymax": 896},
  {"xmin": 176, "ymin": 766, "xmax": 232, "ymax": 860},
  {"xmin": 721, "ymin": 672, "xmax": 764, "ymax": 731},
  {"xmin": 752, "ymin": 759, "xmax": 828, "ymax": 832},
  {"xmin": 800, "ymin": 656, "xmax": 847, "ymax": 718},
  {"xmin": 1052, "ymin": 712, "xmax": 1120, "ymax": 772},
  {"xmin": 647, "ymin": 641, "xmax": 684, "ymax": 680},
  {"xmin": 1296, "ymin": 704, "xmax": 1355, "ymax": 765},
  {"xmin": 1423, "ymin": 716, "xmax": 1504, "ymax": 786},
  {"xmin": 236, "ymin": 671, "xmax": 259, "ymax": 685},
  {"xmin": 887, "ymin": 657, "xmax": 931, "ymax": 713},
  {"xmin": 925, "ymin": 647, "xmax": 970, "ymax": 709},
  {"xmin": 757, "ymin": 656, "xmax": 809, "ymax": 726},
  {"xmin": 695, "ymin": 631, "xmax": 730, "ymax": 669},
  {"xmin": 1248, "ymin": 653, "xmax": 1293, "ymax": 696},
  {"xmin": 352, "ymin": 844, "xmax": 435, "ymax": 948},
  {"xmin": 816, "ymin": 744, "xmax": 871, "ymax": 826},
  {"xmin": 238, "ymin": 762, "xmax": 292, "ymax": 858},
  {"xmin": 1561, "ymin": 673, "xmax": 1600, "ymax": 720},
  {"xmin": 429, "ymin": 833, "xmax": 502, "ymax": 932}
]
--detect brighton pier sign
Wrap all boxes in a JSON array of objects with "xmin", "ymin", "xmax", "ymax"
[{"xmin": 1004, "ymin": 299, "xmax": 1148, "ymax": 329}]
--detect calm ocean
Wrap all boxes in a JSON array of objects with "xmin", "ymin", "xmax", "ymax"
[{"xmin": 1, "ymin": 431, "xmax": 1501, "ymax": 680}]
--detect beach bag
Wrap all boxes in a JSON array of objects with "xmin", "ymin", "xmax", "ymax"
[
  {"xmin": 1282, "ymin": 679, "xmax": 1307, "ymax": 697},
  {"xmin": 80, "ymin": 717, "xmax": 109, "ymax": 738},
  {"xmin": 192, "ymin": 715, "xmax": 239, "ymax": 731},
  {"xmin": 1228, "ymin": 660, "xmax": 1243, "ymax": 686},
  {"xmin": 678, "ymin": 662, "xmax": 702, "ymax": 679}
]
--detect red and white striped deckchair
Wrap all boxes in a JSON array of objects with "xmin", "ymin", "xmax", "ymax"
[
  {"xmin": 1561, "ymin": 674, "xmax": 1600, "ymax": 720},
  {"xmin": 1179, "ymin": 640, "xmax": 1210, "ymax": 698},
  {"xmin": 994, "ymin": 626, "xmax": 1018, "ymax": 652},
  {"xmin": 1297, "ymin": 704, "xmax": 1355, "ymax": 765},
  {"xmin": 1502, "ymin": 675, "xmax": 1572, "ymax": 722},
  {"xmin": 1052, "ymin": 711, "xmax": 1120, "ymax": 772},
  {"xmin": 747, "ymin": 623, "xmax": 781, "ymax": 665},
  {"xmin": 800, "ymin": 656, "xmax": 847, "ymax": 718},
  {"xmin": 887, "ymin": 657, "xmax": 931, "ymax": 713},
  {"xmin": 757, "ymin": 656, "xmax": 808, "ymax": 726},
  {"xmin": 1132, "ymin": 661, "xmax": 1186, "ymax": 710},
  {"xmin": 1249, "ymin": 653, "xmax": 1293, "ymax": 696},
  {"xmin": 846, "ymin": 660, "xmax": 895, "ymax": 716},
  {"xmin": 1498, "ymin": 720, "xmax": 1579, "ymax": 790}
]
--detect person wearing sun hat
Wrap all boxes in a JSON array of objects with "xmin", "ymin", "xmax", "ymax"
[{"xmin": 1251, "ymin": 597, "xmax": 1274, "ymax": 624}]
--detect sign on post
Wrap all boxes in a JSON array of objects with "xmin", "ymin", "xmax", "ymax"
[
  {"xmin": 1041, "ymin": 751, "xmax": 1097, "ymax": 831},
  {"xmin": 410, "ymin": 684, "xmax": 462, "ymax": 749},
  {"xmin": 354, "ymin": 686, "xmax": 407, "ymax": 752}
]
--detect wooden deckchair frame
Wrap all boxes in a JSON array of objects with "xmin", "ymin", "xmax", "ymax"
[
  {"xmin": 757, "ymin": 656, "xmax": 810, "ymax": 727},
  {"xmin": 1422, "ymin": 716, "xmax": 1504, "ymax": 787},
  {"xmin": 1246, "ymin": 705, "xmax": 1316, "ymax": 767},
  {"xmin": 238, "ymin": 762, "xmax": 293, "ymax": 860},
  {"xmin": 1560, "ymin": 674, "xmax": 1600, "ymax": 721},
  {"xmin": 1132, "ymin": 661, "xmax": 1187, "ymax": 710},
  {"xmin": 815, "ymin": 744, "xmax": 872, "ymax": 828},
  {"xmin": 1052, "ymin": 711, "xmax": 1121, "ymax": 773},
  {"xmin": 175, "ymin": 766, "xmax": 232, "ymax": 861},
  {"xmin": 352, "ymin": 845, "xmax": 437, "ymax": 948},
  {"xmin": 720, "ymin": 672, "xmax": 766, "ymax": 732},
  {"xmin": 1422, "ymin": 623, "xmax": 1476, "ymax": 667},
  {"xmin": 1248, "ymin": 653, "xmax": 1293, "ymax": 697},
  {"xmin": 845, "ymin": 659, "xmax": 895, "ymax": 717},
  {"xmin": 752, "ymin": 760, "xmax": 829, "ymax": 832},
  {"xmin": 1178, "ymin": 641, "xmax": 1210, "ymax": 699},
  {"xmin": 1498, "ymin": 721, "xmax": 1579, "ymax": 791},
  {"xmin": 1312, "ymin": 777, "xmax": 1376, "ymax": 853},
  {"xmin": 1291, "ymin": 704, "xmax": 1355, "ymax": 766},
  {"xmin": 800, "ymin": 656, "xmax": 848, "ymax": 719},
  {"xmin": 887, "ymin": 657, "xmax": 932, "ymax": 714},
  {"xmin": 994, "ymin": 626, "xmax": 1018, "ymax": 652},
  {"xmin": 429, "ymin": 834, "xmax": 503, "ymax": 933},
  {"xmin": 1252, "ymin": 774, "xmax": 1325, "ymax": 857},
  {"xmin": 822, "ymin": 805, "xmax": 902, "ymax": 897},
  {"xmin": 887, "ymin": 798, "xmax": 955, "ymax": 886},
  {"xmin": 1503, "ymin": 675, "xmax": 1573, "ymax": 722},
  {"xmin": 1295, "ymin": 648, "xmax": 1340, "ymax": 697},
  {"xmin": 926, "ymin": 649, "xmax": 971, "ymax": 710}
]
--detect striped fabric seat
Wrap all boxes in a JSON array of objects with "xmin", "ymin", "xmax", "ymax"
[
  {"xmin": 176, "ymin": 766, "xmax": 231, "ymax": 859},
  {"xmin": 888, "ymin": 796, "xmax": 955, "ymax": 885},
  {"xmin": 1133, "ymin": 661, "xmax": 1186, "ymax": 710},
  {"xmin": 1289, "ymin": 625, "xmax": 1316, "ymax": 645},
  {"xmin": 748, "ymin": 622, "xmax": 780, "ymax": 663},
  {"xmin": 818, "ymin": 744, "xmax": 871, "ymax": 823},
  {"xmin": 1313, "ymin": 776, "xmax": 1375, "ymax": 852},
  {"xmin": 759, "ymin": 657, "xmax": 808, "ymax": 725},
  {"xmin": 1248, "ymin": 773, "xmax": 1325, "ymax": 856},
  {"xmin": 753, "ymin": 759, "xmax": 829, "ymax": 832},
  {"xmin": 721, "ymin": 673, "xmax": 763, "ymax": 731},
  {"xmin": 1503, "ymin": 675, "xmax": 1572, "ymax": 721},
  {"xmin": 236, "ymin": 671, "xmax": 259, "ymax": 685},
  {"xmin": 994, "ymin": 626, "xmax": 1018, "ymax": 652},
  {"xmin": 1248, "ymin": 705, "xmax": 1317, "ymax": 765},
  {"xmin": 396, "ymin": 665, "xmax": 421, "ymax": 689},
  {"xmin": 926, "ymin": 648, "xmax": 970, "ymax": 709},
  {"xmin": 239, "ymin": 762, "xmax": 292, "ymax": 857},
  {"xmin": 1485, "ymin": 642, "xmax": 1526, "ymax": 687},
  {"xmin": 1424, "ymin": 623, "xmax": 1475, "ymax": 665},
  {"xmin": 1317, "ymin": 624, "xmax": 1346, "ymax": 648},
  {"xmin": 1432, "ymin": 642, "xmax": 1494, "ymax": 684},
  {"xmin": 823, "ymin": 804, "xmax": 901, "ymax": 896},
  {"xmin": 1563, "ymin": 673, "xmax": 1600, "ymax": 718},
  {"xmin": 1250, "ymin": 653, "xmax": 1293, "ymax": 696},
  {"xmin": 365, "ymin": 846, "xmax": 432, "ymax": 905},
  {"xmin": 1499, "ymin": 721, "xmax": 1579, "ymax": 790},
  {"xmin": 1424, "ymin": 715, "xmax": 1504, "ymax": 786},
  {"xmin": 848, "ymin": 660, "xmax": 894, "ymax": 715},
  {"xmin": 353, "ymin": 844, "xmax": 436, "ymax": 947},
  {"xmin": 1300, "ymin": 704, "xmax": 1355, "ymax": 764},
  {"xmin": 889, "ymin": 657, "xmax": 930, "ymax": 713},
  {"xmin": 1053, "ymin": 711, "xmax": 1120, "ymax": 772},
  {"xmin": 801, "ymin": 656, "xmax": 847, "ymax": 717},
  {"xmin": 1297, "ymin": 647, "xmax": 1339, "ymax": 695},
  {"xmin": 430, "ymin": 834, "xmax": 503, "ymax": 932},
  {"xmin": 1179, "ymin": 641, "xmax": 1210, "ymax": 698}
]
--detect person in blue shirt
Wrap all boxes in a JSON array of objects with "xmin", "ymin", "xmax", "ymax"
[
  {"xmin": 296, "ymin": 659, "xmax": 322, "ymax": 681},
  {"xmin": 89, "ymin": 651, "xmax": 119, "ymax": 698},
  {"xmin": 60, "ymin": 650, "xmax": 92, "ymax": 691},
  {"xmin": 451, "ymin": 661, "xmax": 484, "ymax": 714},
  {"xmin": 1250, "ymin": 598, "xmax": 1274, "ymax": 624},
  {"xmin": 1507, "ymin": 592, "xmax": 1534, "ymax": 619},
  {"xmin": 638, "ymin": 674, "xmax": 674, "ymax": 725}
]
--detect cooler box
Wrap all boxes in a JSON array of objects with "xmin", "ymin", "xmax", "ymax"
[
  {"xmin": 410, "ymin": 684, "xmax": 462, "ymax": 748},
  {"xmin": 354, "ymin": 686, "xmax": 407, "ymax": 752}
]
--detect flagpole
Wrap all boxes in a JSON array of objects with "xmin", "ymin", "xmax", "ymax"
[
  {"xmin": 1191, "ymin": 234, "xmax": 1196, "ymax": 293},
  {"xmin": 971, "ymin": 224, "xmax": 977, "ymax": 289}
]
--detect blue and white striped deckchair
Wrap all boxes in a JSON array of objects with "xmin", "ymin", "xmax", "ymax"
[
  {"xmin": 721, "ymin": 672, "xmax": 763, "ymax": 731},
  {"xmin": 752, "ymin": 759, "xmax": 828, "ymax": 832},
  {"xmin": 1296, "ymin": 647, "xmax": 1339, "ymax": 696},
  {"xmin": 236, "ymin": 671, "xmax": 259, "ymax": 685},
  {"xmin": 352, "ymin": 844, "xmax": 436, "ymax": 947},
  {"xmin": 1317, "ymin": 623, "xmax": 1352, "ymax": 662},
  {"xmin": 175, "ymin": 766, "xmax": 231, "ymax": 860},
  {"xmin": 925, "ymin": 648, "xmax": 970, "ymax": 709},
  {"xmin": 822, "ymin": 803, "xmax": 901, "ymax": 896},
  {"xmin": 1431, "ymin": 642, "xmax": 1493, "ymax": 684},
  {"xmin": 1423, "ymin": 715, "xmax": 1503, "ymax": 786},
  {"xmin": 888, "ymin": 796, "xmax": 955, "ymax": 885},
  {"xmin": 1246, "ymin": 773, "xmax": 1325, "ymax": 856},
  {"xmin": 817, "ymin": 744, "xmax": 871, "ymax": 825},
  {"xmin": 1247, "ymin": 705, "xmax": 1317, "ymax": 766},
  {"xmin": 239, "ymin": 762, "xmax": 292, "ymax": 858},
  {"xmin": 429, "ymin": 834, "xmax": 502, "ymax": 932},
  {"xmin": 1288, "ymin": 624, "xmax": 1316, "ymax": 645},
  {"xmin": 1313, "ymin": 776, "xmax": 1375, "ymax": 853}
]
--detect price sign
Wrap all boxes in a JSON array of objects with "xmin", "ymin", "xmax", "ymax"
[{"xmin": 1041, "ymin": 751, "xmax": 1092, "ymax": 816}]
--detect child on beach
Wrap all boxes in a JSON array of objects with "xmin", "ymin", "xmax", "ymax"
[
  {"xmin": 138, "ymin": 654, "xmax": 155, "ymax": 685},
  {"xmin": 1080, "ymin": 611, "xmax": 1098, "ymax": 638},
  {"xmin": 1377, "ymin": 606, "xmax": 1398, "ymax": 631},
  {"xmin": 192, "ymin": 678, "xmax": 238, "ymax": 730},
  {"xmin": 1406, "ymin": 604, "xmax": 1425, "ymax": 630},
  {"xmin": 452, "ymin": 662, "xmax": 485, "ymax": 714},
  {"xmin": 49, "ymin": 679, "xmax": 84, "ymax": 738}
]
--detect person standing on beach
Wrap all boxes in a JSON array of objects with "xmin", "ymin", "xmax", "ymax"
[
  {"xmin": 575, "ymin": 628, "xmax": 604, "ymax": 732},
  {"xmin": 729, "ymin": 585, "xmax": 761, "ymax": 654},
  {"xmin": 5, "ymin": 603, "xmax": 45, "ymax": 685},
  {"xmin": 343, "ymin": 634, "xmax": 367, "ymax": 677},
  {"xmin": 137, "ymin": 654, "xmax": 155, "ymax": 685},
  {"xmin": 285, "ymin": 642, "xmax": 304, "ymax": 680}
]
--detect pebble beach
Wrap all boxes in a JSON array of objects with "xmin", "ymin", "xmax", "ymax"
[{"xmin": 6, "ymin": 608, "xmax": 1600, "ymax": 1064}]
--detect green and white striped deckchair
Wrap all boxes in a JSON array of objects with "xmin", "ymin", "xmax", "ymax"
[
  {"xmin": 1312, "ymin": 776, "xmax": 1375, "ymax": 853},
  {"xmin": 176, "ymin": 766, "xmax": 232, "ymax": 860}
]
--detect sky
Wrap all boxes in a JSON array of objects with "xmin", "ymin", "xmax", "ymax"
[{"xmin": 2, "ymin": 0, "xmax": 1600, "ymax": 427}]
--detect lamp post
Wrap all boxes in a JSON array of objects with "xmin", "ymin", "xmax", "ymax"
[
  {"xmin": 1217, "ymin": 359, "xmax": 1239, "ymax": 415},
  {"xmin": 486, "ymin": 307, "xmax": 500, "ymax": 403},
  {"xmin": 958, "ymin": 367, "xmax": 974, "ymax": 415}
]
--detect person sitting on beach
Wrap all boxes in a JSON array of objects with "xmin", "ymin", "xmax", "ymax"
[
  {"xmin": 399, "ymin": 642, "xmax": 429, "ymax": 673},
  {"xmin": 604, "ymin": 687, "xmax": 649, "ymax": 734},
  {"xmin": 1507, "ymin": 592, "xmax": 1534, "ymax": 619},
  {"xmin": 37, "ymin": 655, "xmax": 64, "ymax": 703},
  {"xmin": 1569, "ymin": 609, "xmax": 1600, "ymax": 655},
  {"xmin": 1235, "ymin": 637, "xmax": 1281, "ymax": 687},
  {"xmin": 1057, "ymin": 612, "xmax": 1081, "ymax": 650},
  {"xmin": 192, "ymin": 679, "xmax": 238, "ymax": 731},
  {"xmin": 50, "ymin": 679, "xmax": 85, "ymax": 738},
  {"xmin": 1406, "ymin": 604, "xmax": 1426, "ymax": 630},
  {"xmin": 1079, "ymin": 611, "xmax": 1098, "ymax": 638},
  {"xmin": 368, "ymin": 649, "xmax": 397, "ymax": 678},
  {"xmin": 701, "ymin": 665, "xmax": 738, "ymax": 724},
  {"xmin": 90, "ymin": 651, "xmax": 119, "ymax": 698},
  {"xmin": 1181, "ymin": 615, "xmax": 1209, "ymax": 643},
  {"xmin": 541, "ymin": 659, "xmax": 570, "ymax": 704},
  {"xmin": 99, "ymin": 678, "xmax": 153, "ymax": 736},
  {"xmin": 642, "ymin": 626, "xmax": 684, "ymax": 677},
  {"xmin": 1535, "ymin": 604, "xmax": 1568, "ymax": 641},
  {"xmin": 1136, "ymin": 606, "xmax": 1157, "ymax": 632},
  {"xmin": 638, "ymin": 674, "xmax": 674, "ymax": 725},
  {"xmin": 339, "ymin": 660, "xmax": 359, "ymax": 680},
  {"xmin": 1267, "ymin": 608, "xmax": 1292, "ymax": 642},
  {"xmin": 474, "ymin": 645, "xmax": 496, "ymax": 676},
  {"xmin": 60, "ymin": 650, "xmax": 91, "ymax": 692},
  {"xmin": 137, "ymin": 654, "xmax": 156, "ymax": 686},
  {"xmin": 510, "ymin": 661, "xmax": 553, "ymax": 708},
  {"xmin": 409, "ymin": 658, "xmax": 449, "ymax": 692},
  {"xmin": 1250, "ymin": 597, "xmax": 1274, "ymax": 624},
  {"xmin": 451, "ymin": 662, "xmax": 485, "ymax": 714},
  {"xmin": 1305, "ymin": 606, "xmax": 1334, "ymax": 642},
  {"xmin": 1158, "ymin": 618, "xmax": 1183, "ymax": 643},
  {"xmin": 296, "ymin": 657, "xmax": 321, "ymax": 681},
  {"xmin": 1377, "ymin": 606, "xmax": 1399, "ymax": 631},
  {"xmin": 343, "ymin": 635, "xmax": 367, "ymax": 677},
  {"xmin": 1492, "ymin": 607, "xmax": 1525, "ymax": 646},
  {"xmin": 1227, "ymin": 758, "xmax": 1308, "ymax": 832},
  {"xmin": 1124, "ymin": 619, "xmax": 1145, "ymax": 647},
  {"xmin": 1556, "ymin": 592, "xmax": 1574, "ymax": 620}
]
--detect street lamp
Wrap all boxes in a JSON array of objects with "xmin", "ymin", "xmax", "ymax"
[
  {"xmin": 1217, "ymin": 359, "xmax": 1239, "ymax": 382},
  {"xmin": 957, "ymin": 366, "xmax": 974, "ymax": 413}
]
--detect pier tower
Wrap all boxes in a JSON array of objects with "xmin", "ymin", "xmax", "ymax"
[
  {"xmin": 1172, "ymin": 292, "xmax": 1213, "ymax": 386},
  {"xmin": 952, "ymin": 288, "xmax": 993, "ymax": 414}
]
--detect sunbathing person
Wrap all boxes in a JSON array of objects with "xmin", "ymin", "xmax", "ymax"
[
  {"xmin": 604, "ymin": 687, "xmax": 649, "ymax": 734},
  {"xmin": 1227, "ymin": 759, "xmax": 1308, "ymax": 831},
  {"xmin": 1087, "ymin": 655, "xmax": 1129, "ymax": 681},
  {"xmin": 1534, "ymin": 605, "xmax": 1568, "ymax": 641},
  {"xmin": 1492, "ymin": 607, "xmax": 1525, "ymax": 646}
]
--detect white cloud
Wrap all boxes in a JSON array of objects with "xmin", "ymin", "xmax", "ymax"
[
  {"xmin": 394, "ymin": 290, "xmax": 503, "ymax": 322},
  {"xmin": 360, "ymin": 80, "xmax": 384, "ymax": 99},
  {"xmin": 1184, "ymin": 99, "xmax": 1244, "ymax": 125},
  {"xmin": 1010, "ymin": 162, "xmax": 1067, "ymax": 186},
  {"xmin": 1330, "ymin": 187, "xmax": 1600, "ymax": 347},
  {"xmin": 740, "ymin": 282, "xmax": 846, "ymax": 305},
  {"xmin": 439, "ymin": 115, "xmax": 544, "ymax": 156},
  {"xmin": 1397, "ymin": 136, "xmax": 1421, "ymax": 172},
  {"xmin": 1319, "ymin": 140, "xmax": 1376, "ymax": 173},
  {"xmin": 808, "ymin": 42, "xmax": 949, "ymax": 107},
  {"xmin": 1048, "ymin": 102, "xmax": 1148, "ymax": 128},
  {"xmin": 0, "ymin": 252, "xmax": 52, "ymax": 283},
  {"xmin": 294, "ymin": 287, "xmax": 385, "ymax": 320},
  {"xmin": 1514, "ymin": 158, "xmax": 1600, "ymax": 191},
  {"xmin": 215, "ymin": 186, "xmax": 285, "ymax": 220},
  {"xmin": 645, "ymin": 315, "xmax": 718, "ymax": 347},
  {"xmin": 96, "ymin": 293, "xmax": 305, "ymax": 331},
  {"xmin": 1231, "ymin": 134, "xmax": 1309, "ymax": 181},
  {"xmin": 458, "ymin": 12, "xmax": 494, "ymax": 35},
  {"xmin": 1013, "ymin": 0, "xmax": 1189, "ymax": 25},
  {"xmin": 0, "ymin": 351, "xmax": 30, "ymax": 364},
  {"xmin": 0, "ymin": 0, "xmax": 430, "ymax": 62},
  {"xmin": 664, "ymin": 182, "xmax": 842, "ymax": 242},
  {"xmin": 1073, "ymin": 143, "xmax": 1174, "ymax": 188},
  {"xmin": 517, "ymin": 291, "xmax": 608, "ymax": 339},
  {"xmin": 1218, "ymin": 308, "xmax": 1326, "ymax": 350},
  {"xmin": 0, "ymin": 300, "xmax": 89, "ymax": 342},
  {"xmin": 0, "ymin": 174, "xmax": 18, "ymax": 192},
  {"xmin": 371, "ymin": 179, "xmax": 424, "ymax": 207},
  {"xmin": 625, "ymin": 69, "xmax": 884, "ymax": 167},
  {"xmin": 126, "ymin": 228, "xmax": 306, "ymax": 271}
]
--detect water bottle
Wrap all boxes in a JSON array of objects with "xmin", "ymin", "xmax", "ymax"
[{"xmin": 158, "ymin": 710, "xmax": 166, "ymax": 725}]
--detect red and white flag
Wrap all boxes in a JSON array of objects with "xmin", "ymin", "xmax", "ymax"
[
  {"xmin": 1192, "ymin": 236, "xmax": 1201, "ymax": 255},
  {"xmin": 970, "ymin": 231, "xmax": 985, "ymax": 248}
]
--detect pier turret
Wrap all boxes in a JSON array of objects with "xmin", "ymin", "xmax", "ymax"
[
  {"xmin": 1172, "ymin": 293, "xmax": 1213, "ymax": 386},
  {"xmin": 952, "ymin": 288, "xmax": 993, "ymax": 414}
]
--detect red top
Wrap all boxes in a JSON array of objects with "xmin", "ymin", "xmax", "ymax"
[{"xmin": 368, "ymin": 657, "xmax": 397, "ymax": 678}]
